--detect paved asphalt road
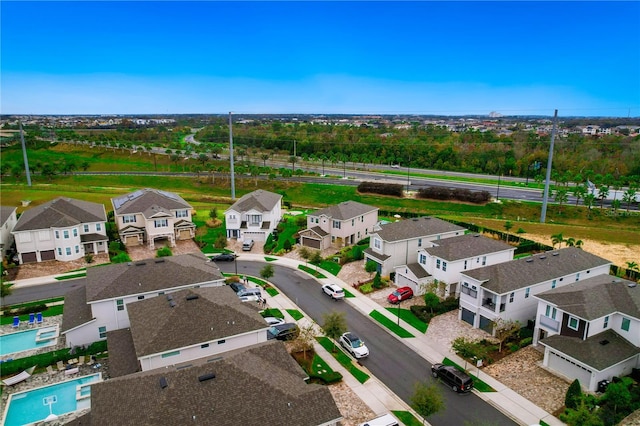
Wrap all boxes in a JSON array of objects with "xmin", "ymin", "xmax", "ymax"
[
  {"xmin": 2, "ymin": 278, "xmax": 85, "ymax": 306},
  {"xmin": 223, "ymin": 260, "xmax": 518, "ymax": 426}
]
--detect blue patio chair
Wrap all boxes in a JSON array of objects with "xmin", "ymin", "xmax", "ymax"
[
  {"xmin": 12, "ymin": 316, "xmax": 20, "ymax": 328},
  {"xmin": 28, "ymin": 313, "xmax": 36, "ymax": 326},
  {"xmin": 36, "ymin": 312, "xmax": 43, "ymax": 324}
]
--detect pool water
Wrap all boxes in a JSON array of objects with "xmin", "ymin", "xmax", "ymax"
[
  {"xmin": 0, "ymin": 326, "xmax": 58, "ymax": 356},
  {"xmin": 3, "ymin": 373, "xmax": 101, "ymax": 426}
]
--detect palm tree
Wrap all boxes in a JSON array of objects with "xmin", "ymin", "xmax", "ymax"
[
  {"xmin": 626, "ymin": 261, "xmax": 639, "ymax": 271},
  {"xmin": 597, "ymin": 185, "xmax": 609, "ymax": 208},
  {"xmin": 573, "ymin": 185, "xmax": 587, "ymax": 206},
  {"xmin": 622, "ymin": 188, "xmax": 637, "ymax": 212},
  {"xmin": 551, "ymin": 233, "xmax": 564, "ymax": 249},
  {"xmin": 554, "ymin": 188, "xmax": 569, "ymax": 214}
]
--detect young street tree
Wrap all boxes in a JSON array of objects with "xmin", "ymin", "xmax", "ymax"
[
  {"xmin": 290, "ymin": 324, "xmax": 316, "ymax": 361},
  {"xmin": 260, "ymin": 264, "xmax": 274, "ymax": 282},
  {"xmin": 410, "ymin": 381, "xmax": 445, "ymax": 424},
  {"xmin": 493, "ymin": 318, "xmax": 520, "ymax": 353},
  {"xmin": 321, "ymin": 311, "xmax": 347, "ymax": 352}
]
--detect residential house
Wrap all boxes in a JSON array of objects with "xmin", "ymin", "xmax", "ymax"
[
  {"xmin": 533, "ymin": 275, "xmax": 640, "ymax": 391},
  {"xmin": 61, "ymin": 252, "xmax": 225, "ymax": 348},
  {"xmin": 394, "ymin": 233, "xmax": 515, "ymax": 297},
  {"xmin": 458, "ymin": 247, "xmax": 612, "ymax": 332},
  {"xmin": 0, "ymin": 206, "xmax": 18, "ymax": 259},
  {"xmin": 71, "ymin": 341, "xmax": 342, "ymax": 426},
  {"xmin": 111, "ymin": 188, "xmax": 196, "ymax": 249},
  {"xmin": 299, "ymin": 201, "xmax": 378, "ymax": 250},
  {"xmin": 11, "ymin": 198, "xmax": 108, "ymax": 264},
  {"xmin": 224, "ymin": 190, "xmax": 282, "ymax": 242},
  {"xmin": 364, "ymin": 216, "xmax": 466, "ymax": 277}
]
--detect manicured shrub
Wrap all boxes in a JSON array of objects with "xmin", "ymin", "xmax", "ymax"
[{"xmin": 565, "ymin": 379, "xmax": 583, "ymax": 410}]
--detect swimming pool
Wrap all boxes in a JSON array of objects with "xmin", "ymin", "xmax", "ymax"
[
  {"xmin": 0, "ymin": 325, "xmax": 59, "ymax": 357},
  {"xmin": 3, "ymin": 373, "xmax": 102, "ymax": 426}
]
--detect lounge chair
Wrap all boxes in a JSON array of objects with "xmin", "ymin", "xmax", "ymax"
[
  {"xmin": 78, "ymin": 355, "xmax": 85, "ymax": 365},
  {"xmin": 57, "ymin": 360, "xmax": 66, "ymax": 371},
  {"xmin": 12, "ymin": 316, "xmax": 20, "ymax": 328},
  {"xmin": 2, "ymin": 370, "xmax": 31, "ymax": 386},
  {"xmin": 46, "ymin": 365, "xmax": 54, "ymax": 374},
  {"xmin": 36, "ymin": 312, "xmax": 43, "ymax": 324},
  {"xmin": 28, "ymin": 313, "xmax": 36, "ymax": 326}
]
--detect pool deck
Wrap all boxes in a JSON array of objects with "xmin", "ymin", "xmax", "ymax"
[{"xmin": 0, "ymin": 316, "xmax": 64, "ymax": 361}]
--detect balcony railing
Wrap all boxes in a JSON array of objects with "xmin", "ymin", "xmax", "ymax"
[{"xmin": 538, "ymin": 314, "xmax": 560, "ymax": 332}]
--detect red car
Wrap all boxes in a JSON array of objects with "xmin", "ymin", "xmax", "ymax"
[{"xmin": 387, "ymin": 286, "xmax": 414, "ymax": 304}]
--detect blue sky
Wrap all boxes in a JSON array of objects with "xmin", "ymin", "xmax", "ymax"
[{"xmin": 2, "ymin": 1, "xmax": 639, "ymax": 116}]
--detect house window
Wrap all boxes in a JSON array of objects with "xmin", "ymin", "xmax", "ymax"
[
  {"xmin": 351, "ymin": 219, "xmax": 355, "ymax": 226},
  {"xmin": 57, "ymin": 248, "xmax": 62, "ymax": 256},
  {"xmin": 176, "ymin": 210, "xmax": 189, "ymax": 218},
  {"xmin": 551, "ymin": 279, "xmax": 557, "ymax": 289},
  {"xmin": 442, "ymin": 261, "xmax": 447, "ymax": 272},
  {"xmin": 65, "ymin": 247, "xmax": 71, "ymax": 255},
  {"xmin": 464, "ymin": 260, "xmax": 468, "ymax": 270},
  {"xmin": 621, "ymin": 317, "xmax": 630, "ymax": 332},
  {"xmin": 123, "ymin": 215, "xmax": 136, "ymax": 224},
  {"xmin": 374, "ymin": 238, "xmax": 381, "ymax": 250},
  {"xmin": 84, "ymin": 224, "xmax": 89, "ymax": 232},
  {"xmin": 99, "ymin": 326, "xmax": 107, "ymax": 339},
  {"xmin": 360, "ymin": 216, "xmax": 364, "ymax": 222},
  {"xmin": 73, "ymin": 228, "xmax": 78, "ymax": 237},
  {"xmin": 201, "ymin": 343, "xmax": 210, "ymax": 349},
  {"xmin": 525, "ymin": 288, "xmax": 530, "ymax": 298},
  {"xmin": 55, "ymin": 230, "xmax": 60, "ymax": 239},
  {"xmin": 482, "ymin": 256, "xmax": 486, "ymax": 266},
  {"xmin": 218, "ymin": 339, "xmax": 226, "ymax": 345},
  {"xmin": 248, "ymin": 214, "xmax": 261, "ymax": 225},
  {"xmin": 603, "ymin": 316, "xmax": 609, "ymax": 328},
  {"xmin": 154, "ymin": 219, "xmax": 168, "ymax": 228},
  {"xmin": 436, "ymin": 259, "xmax": 441, "ymax": 269},
  {"xmin": 545, "ymin": 305, "xmax": 557, "ymax": 319},
  {"xmin": 161, "ymin": 351, "xmax": 181, "ymax": 358},
  {"xmin": 419, "ymin": 254, "xmax": 426, "ymax": 264},
  {"xmin": 461, "ymin": 282, "xmax": 477, "ymax": 298},
  {"xmin": 96, "ymin": 223, "xmax": 102, "ymax": 231},
  {"xmin": 418, "ymin": 238, "xmax": 422, "ymax": 247},
  {"xmin": 64, "ymin": 230, "xmax": 70, "ymax": 239},
  {"xmin": 509, "ymin": 292, "xmax": 514, "ymax": 303},
  {"xmin": 575, "ymin": 273, "xmax": 580, "ymax": 282},
  {"xmin": 137, "ymin": 295, "xmax": 144, "ymax": 300},
  {"xmin": 75, "ymin": 245, "xmax": 80, "ymax": 254},
  {"xmin": 332, "ymin": 220, "xmax": 341, "ymax": 229},
  {"xmin": 116, "ymin": 299, "xmax": 124, "ymax": 311},
  {"xmin": 568, "ymin": 316, "xmax": 579, "ymax": 331}
]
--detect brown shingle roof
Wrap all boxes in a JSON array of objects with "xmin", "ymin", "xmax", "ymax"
[
  {"xmin": 61, "ymin": 286, "xmax": 93, "ymax": 332},
  {"xmin": 226, "ymin": 189, "xmax": 282, "ymax": 213},
  {"xmin": 106, "ymin": 329, "xmax": 140, "ymax": 377},
  {"xmin": 309, "ymin": 201, "xmax": 377, "ymax": 221},
  {"xmin": 423, "ymin": 233, "xmax": 514, "ymax": 261},
  {"xmin": 13, "ymin": 198, "xmax": 106, "ymax": 232},
  {"xmin": 375, "ymin": 216, "xmax": 465, "ymax": 242},
  {"xmin": 111, "ymin": 188, "xmax": 191, "ymax": 217},
  {"xmin": 462, "ymin": 247, "xmax": 611, "ymax": 295},
  {"xmin": 88, "ymin": 341, "xmax": 342, "ymax": 426},
  {"xmin": 127, "ymin": 287, "xmax": 268, "ymax": 357},
  {"xmin": 85, "ymin": 252, "xmax": 223, "ymax": 302},
  {"xmin": 536, "ymin": 275, "xmax": 640, "ymax": 320}
]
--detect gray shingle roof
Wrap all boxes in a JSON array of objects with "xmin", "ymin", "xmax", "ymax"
[
  {"xmin": 127, "ymin": 287, "xmax": 268, "ymax": 357},
  {"xmin": 88, "ymin": 341, "xmax": 342, "ymax": 426},
  {"xmin": 540, "ymin": 329, "xmax": 640, "ymax": 371},
  {"xmin": 364, "ymin": 247, "xmax": 390, "ymax": 261},
  {"xmin": 0, "ymin": 206, "xmax": 16, "ymax": 225},
  {"xmin": 61, "ymin": 286, "xmax": 93, "ymax": 332},
  {"xmin": 85, "ymin": 252, "xmax": 224, "ymax": 302},
  {"xmin": 106, "ymin": 328, "xmax": 140, "ymax": 378},
  {"xmin": 310, "ymin": 201, "xmax": 377, "ymax": 221},
  {"xmin": 375, "ymin": 216, "xmax": 465, "ymax": 242},
  {"xmin": 111, "ymin": 188, "xmax": 191, "ymax": 217},
  {"xmin": 423, "ymin": 233, "xmax": 514, "ymax": 261},
  {"xmin": 462, "ymin": 247, "xmax": 611, "ymax": 295},
  {"xmin": 226, "ymin": 189, "xmax": 282, "ymax": 213},
  {"xmin": 406, "ymin": 263, "xmax": 431, "ymax": 279},
  {"xmin": 536, "ymin": 275, "xmax": 640, "ymax": 320},
  {"xmin": 12, "ymin": 198, "xmax": 106, "ymax": 232}
]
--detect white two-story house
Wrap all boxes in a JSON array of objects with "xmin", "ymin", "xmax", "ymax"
[
  {"xmin": 0, "ymin": 206, "xmax": 18, "ymax": 259},
  {"xmin": 225, "ymin": 190, "xmax": 282, "ymax": 242},
  {"xmin": 11, "ymin": 197, "xmax": 108, "ymax": 264},
  {"xmin": 533, "ymin": 275, "xmax": 640, "ymax": 391},
  {"xmin": 458, "ymin": 247, "xmax": 612, "ymax": 333},
  {"xmin": 364, "ymin": 216, "xmax": 466, "ymax": 277},
  {"xmin": 299, "ymin": 201, "xmax": 378, "ymax": 250},
  {"xmin": 395, "ymin": 233, "xmax": 515, "ymax": 297},
  {"xmin": 111, "ymin": 188, "xmax": 196, "ymax": 249},
  {"xmin": 61, "ymin": 252, "xmax": 225, "ymax": 348}
]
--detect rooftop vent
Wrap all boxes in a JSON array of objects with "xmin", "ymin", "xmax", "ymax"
[
  {"xmin": 412, "ymin": 218, "xmax": 419, "ymax": 221},
  {"xmin": 473, "ymin": 234, "xmax": 480, "ymax": 237},
  {"xmin": 155, "ymin": 259, "xmax": 165, "ymax": 264},
  {"xmin": 135, "ymin": 261, "xmax": 146, "ymax": 266},
  {"xmin": 159, "ymin": 377, "xmax": 168, "ymax": 389},
  {"xmin": 539, "ymin": 255, "xmax": 547, "ymax": 260},
  {"xmin": 198, "ymin": 373, "xmax": 216, "ymax": 382},
  {"xmin": 167, "ymin": 295, "xmax": 173, "ymax": 301},
  {"xmin": 628, "ymin": 282, "xmax": 637, "ymax": 288},
  {"xmin": 526, "ymin": 258, "xmax": 533, "ymax": 263},
  {"xmin": 169, "ymin": 301, "xmax": 177, "ymax": 308},
  {"xmin": 186, "ymin": 294, "xmax": 199, "ymax": 301},
  {"xmin": 552, "ymin": 252, "xmax": 559, "ymax": 256},
  {"xmin": 599, "ymin": 340, "xmax": 610, "ymax": 346}
]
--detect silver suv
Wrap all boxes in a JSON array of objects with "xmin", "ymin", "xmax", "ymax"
[{"xmin": 322, "ymin": 284, "xmax": 345, "ymax": 300}]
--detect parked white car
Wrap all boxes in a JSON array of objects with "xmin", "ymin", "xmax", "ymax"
[
  {"xmin": 322, "ymin": 284, "xmax": 345, "ymax": 300},
  {"xmin": 263, "ymin": 316, "xmax": 285, "ymax": 326},
  {"xmin": 340, "ymin": 332, "xmax": 369, "ymax": 358}
]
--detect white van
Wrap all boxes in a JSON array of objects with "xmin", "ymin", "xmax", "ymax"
[
  {"xmin": 237, "ymin": 287, "xmax": 262, "ymax": 299},
  {"xmin": 358, "ymin": 413, "xmax": 400, "ymax": 426},
  {"xmin": 242, "ymin": 239, "xmax": 254, "ymax": 251}
]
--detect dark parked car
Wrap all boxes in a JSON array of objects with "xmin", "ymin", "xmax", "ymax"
[
  {"xmin": 212, "ymin": 253, "xmax": 236, "ymax": 262},
  {"xmin": 431, "ymin": 363, "xmax": 474, "ymax": 393},
  {"xmin": 387, "ymin": 286, "xmax": 414, "ymax": 304},
  {"xmin": 229, "ymin": 282, "xmax": 246, "ymax": 293},
  {"xmin": 267, "ymin": 323, "xmax": 300, "ymax": 341}
]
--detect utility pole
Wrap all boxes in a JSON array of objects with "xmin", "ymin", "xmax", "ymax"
[
  {"xmin": 540, "ymin": 109, "xmax": 558, "ymax": 223},
  {"xmin": 229, "ymin": 112, "xmax": 236, "ymax": 201},
  {"xmin": 496, "ymin": 164, "xmax": 502, "ymax": 202},
  {"xmin": 292, "ymin": 140, "xmax": 296, "ymax": 174},
  {"xmin": 20, "ymin": 122, "xmax": 32, "ymax": 186}
]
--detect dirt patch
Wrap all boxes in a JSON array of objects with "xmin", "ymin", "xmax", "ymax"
[{"xmin": 11, "ymin": 253, "xmax": 110, "ymax": 280}]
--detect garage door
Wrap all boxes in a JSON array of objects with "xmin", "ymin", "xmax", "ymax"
[
  {"xmin": 461, "ymin": 308, "xmax": 475, "ymax": 326},
  {"xmin": 178, "ymin": 229, "xmax": 191, "ymax": 240},
  {"xmin": 244, "ymin": 232, "xmax": 265, "ymax": 242},
  {"xmin": 41, "ymin": 250, "xmax": 55, "ymax": 261},
  {"xmin": 21, "ymin": 252, "xmax": 37, "ymax": 263},
  {"xmin": 548, "ymin": 351, "xmax": 591, "ymax": 387},
  {"xmin": 302, "ymin": 237, "xmax": 321, "ymax": 249},
  {"xmin": 479, "ymin": 315, "xmax": 493, "ymax": 333},
  {"xmin": 125, "ymin": 235, "xmax": 140, "ymax": 246}
]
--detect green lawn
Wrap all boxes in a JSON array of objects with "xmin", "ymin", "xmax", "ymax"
[
  {"xmin": 298, "ymin": 264, "xmax": 327, "ymax": 279},
  {"xmin": 442, "ymin": 357, "xmax": 495, "ymax": 392},
  {"xmin": 392, "ymin": 411, "xmax": 423, "ymax": 426},
  {"xmin": 1, "ymin": 305, "xmax": 64, "ymax": 325},
  {"xmin": 316, "ymin": 336, "xmax": 370, "ymax": 384},
  {"xmin": 369, "ymin": 310, "xmax": 415, "ymax": 338},
  {"xmin": 385, "ymin": 307, "xmax": 427, "ymax": 333},
  {"xmin": 342, "ymin": 288, "xmax": 355, "ymax": 298},
  {"xmin": 286, "ymin": 309, "xmax": 304, "ymax": 321},
  {"xmin": 319, "ymin": 260, "xmax": 341, "ymax": 276},
  {"xmin": 260, "ymin": 308, "xmax": 284, "ymax": 319},
  {"xmin": 54, "ymin": 273, "xmax": 86, "ymax": 280}
]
